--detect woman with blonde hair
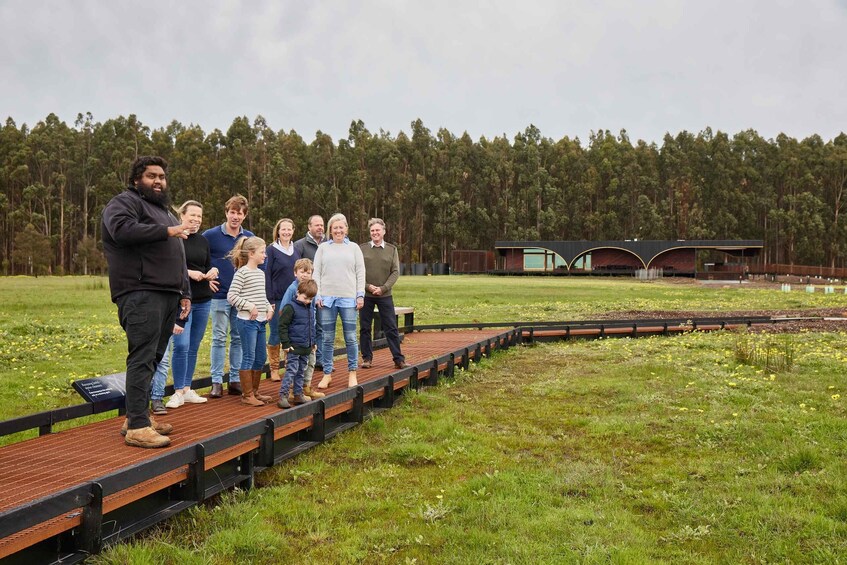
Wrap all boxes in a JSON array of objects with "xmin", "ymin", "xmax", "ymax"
[{"xmin": 313, "ymin": 213, "xmax": 365, "ymax": 389}]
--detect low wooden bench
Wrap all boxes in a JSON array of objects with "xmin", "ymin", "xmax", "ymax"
[{"xmin": 373, "ymin": 306, "xmax": 415, "ymax": 338}]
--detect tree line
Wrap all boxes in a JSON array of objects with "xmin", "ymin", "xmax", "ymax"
[{"xmin": 1, "ymin": 112, "xmax": 845, "ymax": 275}]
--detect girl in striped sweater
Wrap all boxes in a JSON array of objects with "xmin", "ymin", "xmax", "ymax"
[{"xmin": 227, "ymin": 236, "xmax": 274, "ymax": 406}]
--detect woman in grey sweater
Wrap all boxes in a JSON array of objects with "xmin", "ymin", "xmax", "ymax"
[{"xmin": 313, "ymin": 213, "xmax": 366, "ymax": 389}]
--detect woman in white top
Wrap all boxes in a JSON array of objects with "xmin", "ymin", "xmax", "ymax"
[{"xmin": 313, "ymin": 213, "xmax": 365, "ymax": 389}]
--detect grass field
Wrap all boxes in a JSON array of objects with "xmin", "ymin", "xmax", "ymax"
[
  {"xmin": 3, "ymin": 276, "xmax": 847, "ymax": 562},
  {"xmin": 93, "ymin": 330, "xmax": 847, "ymax": 564},
  {"xmin": 1, "ymin": 275, "xmax": 846, "ymax": 421}
]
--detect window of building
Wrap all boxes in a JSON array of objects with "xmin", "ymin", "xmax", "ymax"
[{"xmin": 523, "ymin": 248, "xmax": 567, "ymax": 271}]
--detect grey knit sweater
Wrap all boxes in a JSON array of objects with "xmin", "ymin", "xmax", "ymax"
[{"xmin": 313, "ymin": 240, "xmax": 366, "ymax": 298}]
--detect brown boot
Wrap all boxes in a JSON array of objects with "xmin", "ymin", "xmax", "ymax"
[
  {"xmin": 267, "ymin": 345, "xmax": 281, "ymax": 381},
  {"xmin": 292, "ymin": 394, "xmax": 309, "ymax": 405},
  {"xmin": 253, "ymin": 370, "xmax": 273, "ymax": 403},
  {"xmin": 121, "ymin": 416, "xmax": 173, "ymax": 436},
  {"xmin": 348, "ymin": 371, "xmax": 358, "ymax": 387},
  {"xmin": 125, "ymin": 426, "xmax": 170, "ymax": 448},
  {"xmin": 304, "ymin": 386, "xmax": 325, "ymax": 399},
  {"xmin": 317, "ymin": 373, "xmax": 332, "ymax": 389},
  {"xmin": 239, "ymin": 369, "xmax": 264, "ymax": 407}
]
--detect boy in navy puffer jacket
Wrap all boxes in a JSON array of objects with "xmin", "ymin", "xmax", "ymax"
[{"xmin": 277, "ymin": 279, "xmax": 318, "ymax": 409}]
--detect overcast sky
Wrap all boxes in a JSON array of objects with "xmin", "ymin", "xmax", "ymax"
[{"xmin": 1, "ymin": 0, "xmax": 845, "ymax": 144}]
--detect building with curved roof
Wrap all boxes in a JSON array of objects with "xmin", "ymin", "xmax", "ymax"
[{"xmin": 494, "ymin": 240, "xmax": 763, "ymax": 275}]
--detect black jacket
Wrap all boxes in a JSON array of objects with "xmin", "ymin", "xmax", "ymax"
[
  {"xmin": 102, "ymin": 187, "xmax": 190, "ymax": 302},
  {"xmin": 183, "ymin": 232, "xmax": 214, "ymax": 303},
  {"xmin": 293, "ymin": 233, "xmax": 321, "ymax": 261}
]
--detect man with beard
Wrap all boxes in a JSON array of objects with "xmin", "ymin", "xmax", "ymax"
[{"xmin": 102, "ymin": 156, "xmax": 193, "ymax": 448}]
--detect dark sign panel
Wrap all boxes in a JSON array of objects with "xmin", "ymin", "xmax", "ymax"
[{"xmin": 72, "ymin": 373, "xmax": 127, "ymax": 403}]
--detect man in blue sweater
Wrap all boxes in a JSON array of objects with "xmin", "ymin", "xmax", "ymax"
[{"xmin": 203, "ymin": 195, "xmax": 253, "ymax": 397}]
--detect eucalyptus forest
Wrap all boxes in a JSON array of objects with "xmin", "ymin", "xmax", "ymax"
[{"xmin": 1, "ymin": 112, "xmax": 845, "ymax": 275}]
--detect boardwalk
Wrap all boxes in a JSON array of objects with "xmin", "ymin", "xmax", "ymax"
[{"xmin": 0, "ymin": 328, "xmax": 515, "ymax": 563}]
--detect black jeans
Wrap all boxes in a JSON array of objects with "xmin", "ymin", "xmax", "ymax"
[
  {"xmin": 116, "ymin": 290, "xmax": 180, "ymax": 430},
  {"xmin": 359, "ymin": 295, "xmax": 405, "ymax": 364}
]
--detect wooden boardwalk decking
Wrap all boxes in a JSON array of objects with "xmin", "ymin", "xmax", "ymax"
[{"xmin": 0, "ymin": 328, "xmax": 513, "ymax": 563}]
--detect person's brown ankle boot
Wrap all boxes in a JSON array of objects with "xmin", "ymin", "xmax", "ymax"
[
  {"xmin": 125, "ymin": 426, "xmax": 170, "ymax": 448},
  {"xmin": 348, "ymin": 371, "xmax": 358, "ymax": 387},
  {"xmin": 121, "ymin": 417, "xmax": 172, "ymax": 436},
  {"xmin": 239, "ymin": 369, "xmax": 264, "ymax": 406},
  {"xmin": 304, "ymin": 386, "xmax": 324, "ymax": 399},
  {"xmin": 267, "ymin": 345, "xmax": 281, "ymax": 381},
  {"xmin": 252, "ymin": 370, "xmax": 272, "ymax": 403}
]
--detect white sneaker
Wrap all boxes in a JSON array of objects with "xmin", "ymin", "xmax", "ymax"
[
  {"xmin": 165, "ymin": 393, "xmax": 184, "ymax": 409},
  {"xmin": 183, "ymin": 389, "xmax": 208, "ymax": 404}
]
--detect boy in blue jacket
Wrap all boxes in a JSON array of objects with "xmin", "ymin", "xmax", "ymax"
[
  {"xmin": 280, "ymin": 258, "xmax": 325, "ymax": 402},
  {"xmin": 277, "ymin": 278, "xmax": 318, "ymax": 409}
]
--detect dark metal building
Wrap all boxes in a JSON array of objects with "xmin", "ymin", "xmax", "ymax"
[{"xmin": 494, "ymin": 240, "xmax": 764, "ymax": 276}]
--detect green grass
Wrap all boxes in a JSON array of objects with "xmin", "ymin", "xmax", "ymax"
[
  {"xmin": 3, "ymin": 275, "xmax": 847, "ymax": 561},
  {"xmin": 91, "ymin": 330, "xmax": 847, "ymax": 564},
  {"xmin": 1, "ymin": 275, "xmax": 846, "ymax": 423}
]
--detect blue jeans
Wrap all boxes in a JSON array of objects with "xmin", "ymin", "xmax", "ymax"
[
  {"xmin": 151, "ymin": 337, "xmax": 173, "ymax": 401},
  {"xmin": 314, "ymin": 316, "xmax": 323, "ymax": 366},
  {"xmin": 267, "ymin": 299, "xmax": 282, "ymax": 346},
  {"xmin": 171, "ymin": 300, "xmax": 211, "ymax": 390},
  {"xmin": 235, "ymin": 318, "xmax": 267, "ymax": 371},
  {"xmin": 318, "ymin": 304, "xmax": 358, "ymax": 374},
  {"xmin": 280, "ymin": 352, "xmax": 308, "ymax": 396},
  {"xmin": 210, "ymin": 298, "xmax": 242, "ymax": 383}
]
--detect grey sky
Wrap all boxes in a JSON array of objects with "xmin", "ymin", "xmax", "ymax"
[{"xmin": 1, "ymin": 0, "xmax": 845, "ymax": 144}]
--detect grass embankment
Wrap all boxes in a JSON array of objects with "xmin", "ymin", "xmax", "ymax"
[{"xmin": 94, "ymin": 330, "xmax": 847, "ymax": 563}]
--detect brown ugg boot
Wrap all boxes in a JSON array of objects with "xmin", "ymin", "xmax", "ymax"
[
  {"xmin": 253, "ymin": 370, "xmax": 273, "ymax": 403},
  {"xmin": 267, "ymin": 344, "xmax": 281, "ymax": 381},
  {"xmin": 239, "ymin": 369, "xmax": 264, "ymax": 406}
]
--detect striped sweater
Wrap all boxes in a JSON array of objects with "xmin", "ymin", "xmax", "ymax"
[{"xmin": 227, "ymin": 266, "xmax": 272, "ymax": 320}]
